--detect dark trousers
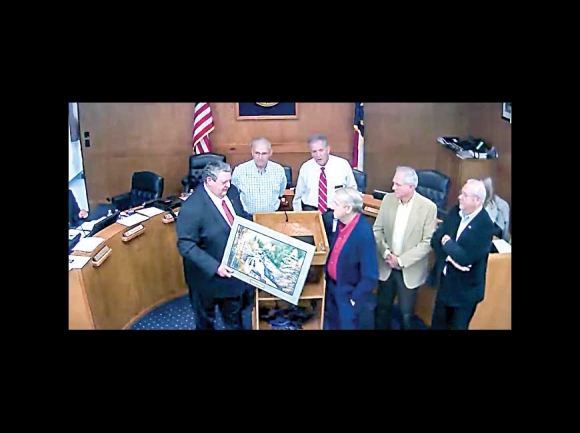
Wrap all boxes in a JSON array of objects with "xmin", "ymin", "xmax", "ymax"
[
  {"xmin": 190, "ymin": 289, "xmax": 255, "ymax": 330},
  {"xmin": 324, "ymin": 279, "xmax": 376, "ymax": 330},
  {"xmin": 301, "ymin": 202, "xmax": 319, "ymax": 211},
  {"xmin": 324, "ymin": 279, "xmax": 356, "ymax": 330},
  {"xmin": 375, "ymin": 270, "xmax": 418, "ymax": 330},
  {"xmin": 430, "ymin": 274, "xmax": 477, "ymax": 330}
]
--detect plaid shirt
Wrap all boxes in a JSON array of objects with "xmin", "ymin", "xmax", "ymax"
[{"xmin": 231, "ymin": 160, "xmax": 287, "ymax": 214}]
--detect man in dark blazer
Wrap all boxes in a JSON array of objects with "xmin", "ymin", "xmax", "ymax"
[
  {"xmin": 176, "ymin": 161, "xmax": 255, "ymax": 330},
  {"xmin": 429, "ymin": 179, "xmax": 495, "ymax": 330},
  {"xmin": 69, "ymin": 189, "xmax": 88, "ymax": 228},
  {"xmin": 324, "ymin": 187, "xmax": 378, "ymax": 330}
]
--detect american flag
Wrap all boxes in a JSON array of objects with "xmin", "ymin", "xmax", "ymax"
[
  {"xmin": 192, "ymin": 102, "xmax": 215, "ymax": 154},
  {"xmin": 352, "ymin": 102, "xmax": 365, "ymax": 170}
]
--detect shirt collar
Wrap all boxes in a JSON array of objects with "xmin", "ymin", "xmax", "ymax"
[
  {"xmin": 459, "ymin": 205, "xmax": 483, "ymax": 222},
  {"xmin": 399, "ymin": 191, "xmax": 416, "ymax": 207}
]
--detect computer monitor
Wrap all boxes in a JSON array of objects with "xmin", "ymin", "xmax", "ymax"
[{"xmin": 87, "ymin": 210, "xmax": 121, "ymax": 237}]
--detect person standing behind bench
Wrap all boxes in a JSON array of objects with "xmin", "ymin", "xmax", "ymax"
[
  {"xmin": 231, "ymin": 137, "xmax": 287, "ymax": 215},
  {"xmin": 292, "ymin": 134, "xmax": 357, "ymax": 236}
]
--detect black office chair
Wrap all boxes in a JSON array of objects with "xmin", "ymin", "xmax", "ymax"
[
  {"xmin": 182, "ymin": 152, "xmax": 227, "ymax": 193},
  {"xmin": 110, "ymin": 171, "xmax": 164, "ymax": 211},
  {"xmin": 415, "ymin": 169, "xmax": 451, "ymax": 220},
  {"xmin": 283, "ymin": 165, "xmax": 293, "ymax": 189},
  {"xmin": 353, "ymin": 169, "xmax": 367, "ymax": 193}
]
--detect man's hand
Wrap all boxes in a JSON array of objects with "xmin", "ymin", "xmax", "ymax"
[
  {"xmin": 79, "ymin": 210, "xmax": 88, "ymax": 219},
  {"xmin": 441, "ymin": 234, "xmax": 451, "ymax": 246},
  {"xmin": 216, "ymin": 264, "xmax": 233, "ymax": 278},
  {"xmin": 386, "ymin": 253, "xmax": 401, "ymax": 270},
  {"xmin": 446, "ymin": 256, "xmax": 471, "ymax": 272}
]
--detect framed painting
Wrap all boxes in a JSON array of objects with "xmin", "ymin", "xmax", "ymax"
[
  {"xmin": 502, "ymin": 102, "xmax": 512, "ymax": 123},
  {"xmin": 222, "ymin": 216, "xmax": 316, "ymax": 305},
  {"xmin": 235, "ymin": 102, "xmax": 298, "ymax": 120}
]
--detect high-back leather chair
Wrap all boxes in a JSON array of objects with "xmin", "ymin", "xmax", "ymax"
[
  {"xmin": 283, "ymin": 165, "xmax": 293, "ymax": 189},
  {"xmin": 415, "ymin": 169, "xmax": 450, "ymax": 219},
  {"xmin": 110, "ymin": 171, "xmax": 164, "ymax": 211},
  {"xmin": 353, "ymin": 169, "xmax": 367, "ymax": 193},
  {"xmin": 182, "ymin": 152, "xmax": 227, "ymax": 193}
]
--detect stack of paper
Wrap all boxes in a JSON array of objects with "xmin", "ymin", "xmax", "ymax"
[
  {"xmin": 116, "ymin": 213, "xmax": 149, "ymax": 227},
  {"xmin": 69, "ymin": 255, "xmax": 91, "ymax": 271},
  {"xmin": 492, "ymin": 239, "xmax": 512, "ymax": 253},
  {"xmin": 72, "ymin": 237, "xmax": 105, "ymax": 253}
]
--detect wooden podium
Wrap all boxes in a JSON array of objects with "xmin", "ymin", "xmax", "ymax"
[{"xmin": 252, "ymin": 211, "xmax": 329, "ymax": 330}]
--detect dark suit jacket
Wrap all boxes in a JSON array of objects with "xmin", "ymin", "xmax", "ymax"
[
  {"xmin": 176, "ymin": 184, "xmax": 253, "ymax": 300},
  {"xmin": 69, "ymin": 189, "xmax": 81, "ymax": 228},
  {"xmin": 325, "ymin": 215, "xmax": 379, "ymax": 304},
  {"xmin": 429, "ymin": 204, "xmax": 494, "ymax": 307}
]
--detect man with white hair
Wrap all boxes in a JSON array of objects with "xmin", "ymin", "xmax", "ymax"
[
  {"xmin": 373, "ymin": 166, "xmax": 437, "ymax": 330},
  {"xmin": 429, "ymin": 179, "xmax": 495, "ymax": 330}
]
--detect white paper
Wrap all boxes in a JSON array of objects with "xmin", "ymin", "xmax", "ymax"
[
  {"xmin": 492, "ymin": 238, "xmax": 512, "ymax": 253},
  {"xmin": 136, "ymin": 207, "xmax": 165, "ymax": 217},
  {"xmin": 72, "ymin": 236, "xmax": 105, "ymax": 253},
  {"xmin": 116, "ymin": 213, "xmax": 149, "ymax": 227},
  {"xmin": 79, "ymin": 216, "xmax": 106, "ymax": 231},
  {"xmin": 69, "ymin": 255, "xmax": 91, "ymax": 271},
  {"xmin": 69, "ymin": 229, "xmax": 84, "ymax": 240}
]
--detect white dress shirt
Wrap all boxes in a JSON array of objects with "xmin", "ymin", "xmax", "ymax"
[
  {"xmin": 204, "ymin": 184, "xmax": 236, "ymax": 226},
  {"xmin": 292, "ymin": 154, "xmax": 357, "ymax": 211},
  {"xmin": 391, "ymin": 192, "xmax": 417, "ymax": 257}
]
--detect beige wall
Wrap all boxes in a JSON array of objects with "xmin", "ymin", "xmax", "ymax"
[{"xmin": 78, "ymin": 103, "xmax": 511, "ymax": 213}]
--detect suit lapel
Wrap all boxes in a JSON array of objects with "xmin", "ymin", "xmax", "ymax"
[
  {"xmin": 201, "ymin": 188, "xmax": 232, "ymax": 232},
  {"xmin": 457, "ymin": 210, "xmax": 485, "ymax": 241},
  {"xmin": 448, "ymin": 211, "xmax": 461, "ymax": 240}
]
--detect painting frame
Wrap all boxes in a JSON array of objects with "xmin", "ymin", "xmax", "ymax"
[
  {"xmin": 235, "ymin": 102, "xmax": 299, "ymax": 120},
  {"xmin": 222, "ymin": 216, "xmax": 316, "ymax": 305},
  {"xmin": 502, "ymin": 102, "xmax": 512, "ymax": 123}
]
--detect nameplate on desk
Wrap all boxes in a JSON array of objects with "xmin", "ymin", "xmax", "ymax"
[
  {"xmin": 363, "ymin": 206, "xmax": 379, "ymax": 215},
  {"xmin": 123, "ymin": 224, "xmax": 145, "ymax": 238}
]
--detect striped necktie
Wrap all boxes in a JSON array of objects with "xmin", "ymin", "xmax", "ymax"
[
  {"xmin": 222, "ymin": 200, "xmax": 235, "ymax": 226},
  {"xmin": 318, "ymin": 166, "xmax": 327, "ymax": 213}
]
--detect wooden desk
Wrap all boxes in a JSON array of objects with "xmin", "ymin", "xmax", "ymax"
[
  {"xmin": 362, "ymin": 194, "xmax": 381, "ymax": 217},
  {"xmin": 414, "ymin": 252, "xmax": 511, "ymax": 329},
  {"xmin": 69, "ymin": 210, "xmax": 188, "ymax": 329}
]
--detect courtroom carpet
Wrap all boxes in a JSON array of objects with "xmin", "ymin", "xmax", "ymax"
[{"xmin": 129, "ymin": 294, "xmax": 428, "ymax": 330}]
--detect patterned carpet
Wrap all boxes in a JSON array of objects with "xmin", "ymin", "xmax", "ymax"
[{"xmin": 129, "ymin": 294, "xmax": 428, "ymax": 330}]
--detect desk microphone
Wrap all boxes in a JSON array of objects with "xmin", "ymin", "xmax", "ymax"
[
  {"xmin": 167, "ymin": 209, "xmax": 178, "ymax": 221},
  {"xmin": 284, "ymin": 210, "xmax": 289, "ymax": 223}
]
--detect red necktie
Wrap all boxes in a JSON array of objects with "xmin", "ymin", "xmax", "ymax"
[
  {"xmin": 222, "ymin": 200, "xmax": 235, "ymax": 225},
  {"xmin": 318, "ymin": 166, "xmax": 327, "ymax": 213}
]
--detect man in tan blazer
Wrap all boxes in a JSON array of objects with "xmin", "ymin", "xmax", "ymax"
[{"xmin": 373, "ymin": 166, "xmax": 437, "ymax": 330}]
